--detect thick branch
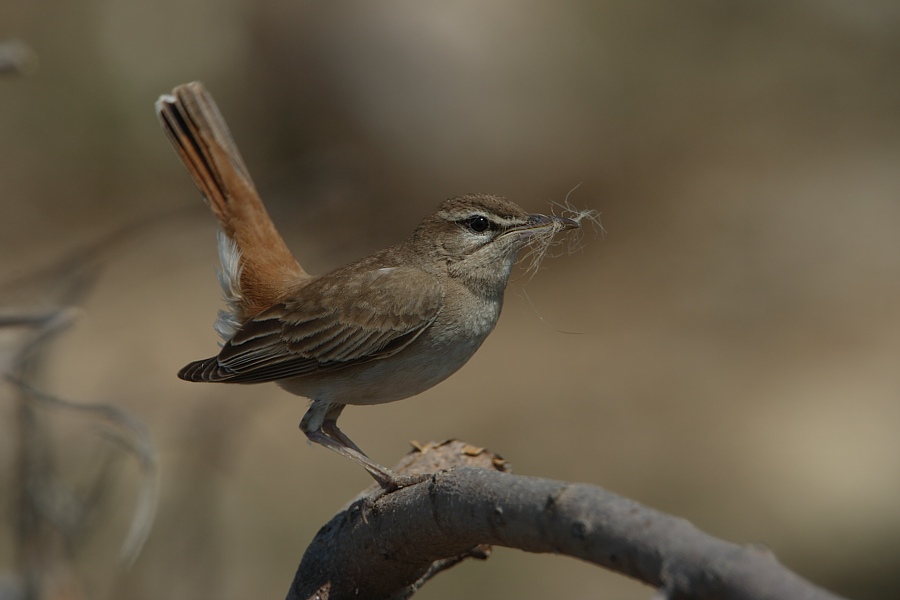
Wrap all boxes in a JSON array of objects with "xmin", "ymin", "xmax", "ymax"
[{"xmin": 287, "ymin": 440, "xmax": 847, "ymax": 600}]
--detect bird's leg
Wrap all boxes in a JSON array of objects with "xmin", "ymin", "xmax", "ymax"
[
  {"xmin": 301, "ymin": 403, "xmax": 428, "ymax": 490},
  {"xmin": 321, "ymin": 417, "xmax": 368, "ymax": 456},
  {"xmin": 303, "ymin": 428, "xmax": 402, "ymax": 488}
]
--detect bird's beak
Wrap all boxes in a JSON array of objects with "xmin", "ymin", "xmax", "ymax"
[
  {"xmin": 524, "ymin": 213, "xmax": 580, "ymax": 231},
  {"xmin": 498, "ymin": 213, "xmax": 580, "ymax": 242}
]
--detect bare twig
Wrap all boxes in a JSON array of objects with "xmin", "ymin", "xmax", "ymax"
[
  {"xmin": 6, "ymin": 377, "xmax": 159, "ymax": 566},
  {"xmin": 0, "ymin": 225, "xmax": 165, "ymax": 597}
]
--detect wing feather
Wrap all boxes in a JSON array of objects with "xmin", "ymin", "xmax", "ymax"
[{"xmin": 178, "ymin": 266, "xmax": 443, "ymax": 383}]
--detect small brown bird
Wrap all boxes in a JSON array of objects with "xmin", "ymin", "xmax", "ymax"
[{"xmin": 156, "ymin": 82, "xmax": 580, "ymax": 488}]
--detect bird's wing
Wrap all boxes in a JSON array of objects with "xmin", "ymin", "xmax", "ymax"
[{"xmin": 178, "ymin": 266, "xmax": 443, "ymax": 383}]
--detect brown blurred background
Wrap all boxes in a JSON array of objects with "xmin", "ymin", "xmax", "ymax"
[{"xmin": 2, "ymin": 1, "xmax": 899, "ymax": 598}]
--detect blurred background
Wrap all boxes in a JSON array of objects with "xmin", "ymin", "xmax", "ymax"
[{"xmin": 2, "ymin": 1, "xmax": 899, "ymax": 598}]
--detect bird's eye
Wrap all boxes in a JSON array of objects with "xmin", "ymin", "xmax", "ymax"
[{"xmin": 463, "ymin": 215, "xmax": 492, "ymax": 233}]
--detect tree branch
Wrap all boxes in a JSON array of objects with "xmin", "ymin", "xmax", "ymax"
[{"xmin": 287, "ymin": 440, "xmax": 847, "ymax": 600}]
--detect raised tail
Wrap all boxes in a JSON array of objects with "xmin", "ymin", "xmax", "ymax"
[{"xmin": 156, "ymin": 82, "xmax": 309, "ymax": 327}]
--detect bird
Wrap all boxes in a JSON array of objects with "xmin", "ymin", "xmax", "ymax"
[{"xmin": 156, "ymin": 81, "xmax": 580, "ymax": 488}]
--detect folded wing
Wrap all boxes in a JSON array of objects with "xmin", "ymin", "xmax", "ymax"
[{"xmin": 178, "ymin": 266, "xmax": 443, "ymax": 383}]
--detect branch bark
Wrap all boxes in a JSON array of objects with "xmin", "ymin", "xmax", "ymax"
[{"xmin": 287, "ymin": 440, "xmax": 848, "ymax": 600}]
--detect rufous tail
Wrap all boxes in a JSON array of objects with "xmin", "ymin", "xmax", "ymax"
[{"xmin": 155, "ymin": 82, "xmax": 309, "ymax": 320}]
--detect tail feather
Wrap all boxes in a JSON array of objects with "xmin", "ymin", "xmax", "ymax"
[{"xmin": 156, "ymin": 82, "xmax": 309, "ymax": 321}]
